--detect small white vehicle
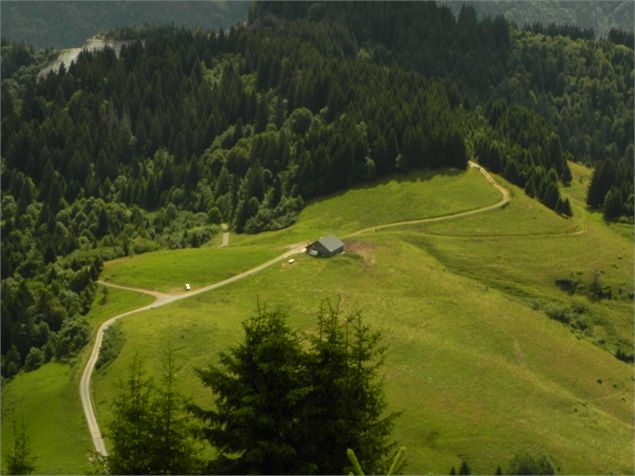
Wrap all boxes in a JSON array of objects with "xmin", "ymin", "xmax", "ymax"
[
  {"xmin": 184, "ymin": 283, "xmax": 191, "ymax": 291},
  {"xmin": 288, "ymin": 258, "xmax": 295, "ymax": 264}
]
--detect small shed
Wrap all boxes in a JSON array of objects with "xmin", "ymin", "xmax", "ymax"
[{"xmin": 307, "ymin": 235, "xmax": 344, "ymax": 257}]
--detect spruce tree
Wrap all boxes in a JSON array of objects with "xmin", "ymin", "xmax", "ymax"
[
  {"xmin": 194, "ymin": 305, "xmax": 308, "ymax": 474},
  {"xmin": 602, "ymin": 186, "xmax": 623, "ymax": 220},
  {"xmin": 194, "ymin": 302, "xmax": 396, "ymax": 474},
  {"xmin": 507, "ymin": 452, "xmax": 555, "ymax": 475},
  {"xmin": 6, "ymin": 414, "xmax": 36, "ymax": 475},
  {"xmin": 108, "ymin": 353, "xmax": 200, "ymax": 474},
  {"xmin": 108, "ymin": 356, "xmax": 156, "ymax": 474},
  {"xmin": 301, "ymin": 301, "xmax": 396, "ymax": 474},
  {"xmin": 150, "ymin": 344, "xmax": 202, "ymax": 474}
]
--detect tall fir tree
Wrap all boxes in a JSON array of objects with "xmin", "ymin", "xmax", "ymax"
[{"xmin": 6, "ymin": 414, "xmax": 37, "ymax": 475}]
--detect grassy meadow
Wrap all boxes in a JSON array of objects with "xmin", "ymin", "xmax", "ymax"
[
  {"xmin": 92, "ymin": 234, "xmax": 632, "ymax": 474},
  {"xmin": 100, "ymin": 167, "xmax": 499, "ymax": 293},
  {"xmin": 4, "ymin": 164, "xmax": 633, "ymax": 474},
  {"xmin": 102, "ymin": 244, "xmax": 281, "ymax": 293}
]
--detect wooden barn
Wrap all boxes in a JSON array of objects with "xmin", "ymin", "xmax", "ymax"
[{"xmin": 306, "ymin": 235, "xmax": 345, "ymax": 257}]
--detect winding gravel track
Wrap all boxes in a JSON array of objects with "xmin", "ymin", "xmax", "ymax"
[
  {"xmin": 81, "ymin": 248, "xmax": 305, "ymax": 456},
  {"xmin": 79, "ymin": 161, "xmax": 521, "ymax": 456}
]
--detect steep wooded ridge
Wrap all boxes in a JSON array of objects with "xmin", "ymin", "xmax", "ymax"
[
  {"xmin": 1, "ymin": 1, "xmax": 632, "ymax": 377},
  {"xmin": 441, "ymin": 0, "xmax": 634, "ymax": 39}
]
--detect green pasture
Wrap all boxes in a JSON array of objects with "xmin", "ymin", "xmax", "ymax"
[
  {"xmin": 93, "ymin": 231, "xmax": 633, "ymax": 474},
  {"xmin": 6, "ymin": 165, "xmax": 633, "ymax": 474},
  {"xmin": 1, "ymin": 286, "xmax": 153, "ymax": 474},
  {"xmin": 1, "ymin": 363, "xmax": 90, "ymax": 474},
  {"xmin": 405, "ymin": 167, "xmax": 633, "ymax": 353},
  {"xmin": 101, "ymin": 167, "xmax": 499, "ymax": 294},
  {"xmin": 231, "ymin": 166, "xmax": 501, "ymax": 247},
  {"xmin": 102, "ymin": 244, "xmax": 281, "ymax": 293}
]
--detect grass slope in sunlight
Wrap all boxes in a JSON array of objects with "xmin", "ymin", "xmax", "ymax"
[
  {"xmin": 12, "ymin": 165, "xmax": 633, "ymax": 474},
  {"xmin": 102, "ymin": 244, "xmax": 280, "ymax": 293},
  {"xmin": 92, "ymin": 166, "xmax": 632, "ymax": 474},
  {"xmin": 93, "ymin": 231, "xmax": 633, "ymax": 474}
]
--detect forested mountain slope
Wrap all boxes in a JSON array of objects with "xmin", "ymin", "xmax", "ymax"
[
  {"xmin": 1, "ymin": 1, "xmax": 632, "ymax": 378},
  {"xmin": 256, "ymin": 2, "xmax": 633, "ymax": 165},
  {"xmin": 255, "ymin": 1, "xmax": 634, "ymax": 217}
]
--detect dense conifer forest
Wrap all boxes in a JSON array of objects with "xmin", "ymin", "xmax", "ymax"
[
  {"xmin": 1, "ymin": 1, "xmax": 633, "ymax": 380},
  {"xmin": 441, "ymin": 0, "xmax": 634, "ymax": 38}
]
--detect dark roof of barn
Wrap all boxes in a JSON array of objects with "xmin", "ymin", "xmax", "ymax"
[{"xmin": 317, "ymin": 234, "xmax": 344, "ymax": 252}]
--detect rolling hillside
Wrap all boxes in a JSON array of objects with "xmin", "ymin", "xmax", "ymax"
[{"xmin": 4, "ymin": 164, "xmax": 632, "ymax": 474}]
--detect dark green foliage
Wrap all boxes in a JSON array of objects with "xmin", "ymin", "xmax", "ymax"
[
  {"xmin": 495, "ymin": 464, "xmax": 503, "ymax": 475},
  {"xmin": 195, "ymin": 305, "xmax": 308, "ymax": 474},
  {"xmin": 194, "ymin": 302, "xmax": 395, "ymax": 474},
  {"xmin": 615, "ymin": 347, "xmax": 634, "ymax": 364},
  {"xmin": 544, "ymin": 303, "xmax": 591, "ymax": 334},
  {"xmin": 302, "ymin": 302, "xmax": 397, "ymax": 474},
  {"xmin": 507, "ymin": 452, "xmax": 555, "ymax": 475},
  {"xmin": 3, "ymin": 0, "xmax": 632, "ymax": 374},
  {"xmin": 602, "ymin": 187, "xmax": 625, "ymax": 220},
  {"xmin": 1, "ymin": 179, "xmax": 218, "ymax": 375},
  {"xmin": 149, "ymin": 346, "xmax": 202, "ymax": 474},
  {"xmin": 1, "ymin": 40, "xmax": 35, "ymax": 79},
  {"xmin": 107, "ymin": 352, "xmax": 200, "ymax": 475},
  {"xmin": 347, "ymin": 447, "xmax": 406, "ymax": 476},
  {"xmin": 2, "ymin": 345, "xmax": 21, "ymax": 378},
  {"xmin": 95, "ymin": 322, "xmax": 125, "ymax": 370},
  {"xmin": 441, "ymin": 1, "xmax": 634, "ymax": 38},
  {"xmin": 0, "ymin": 39, "xmax": 58, "ymax": 90},
  {"xmin": 554, "ymin": 278, "xmax": 580, "ymax": 295},
  {"xmin": 257, "ymin": 0, "xmax": 632, "ymax": 211},
  {"xmin": 589, "ymin": 270, "xmax": 612, "ymax": 300},
  {"xmin": 23, "ymin": 347, "xmax": 44, "ymax": 371},
  {"xmin": 474, "ymin": 102, "xmax": 573, "ymax": 215},
  {"xmin": 587, "ymin": 159, "xmax": 633, "ymax": 220},
  {"xmin": 108, "ymin": 357, "xmax": 158, "ymax": 474},
  {"xmin": 459, "ymin": 460, "xmax": 471, "ymax": 475},
  {"xmin": 608, "ymin": 28, "xmax": 634, "ymax": 48},
  {"xmin": 54, "ymin": 317, "xmax": 91, "ymax": 360}
]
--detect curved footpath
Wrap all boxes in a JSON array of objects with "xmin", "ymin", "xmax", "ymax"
[{"xmin": 80, "ymin": 161, "xmax": 527, "ymax": 456}]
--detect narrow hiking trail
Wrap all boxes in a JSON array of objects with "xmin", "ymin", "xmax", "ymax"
[
  {"xmin": 220, "ymin": 223, "xmax": 230, "ymax": 247},
  {"xmin": 80, "ymin": 161, "xmax": 581, "ymax": 456}
]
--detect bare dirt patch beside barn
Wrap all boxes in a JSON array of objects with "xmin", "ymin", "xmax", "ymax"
[{"xmin": 346, "ymin": 240, "xmax": 376, "ymax": 266}]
